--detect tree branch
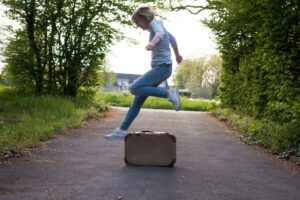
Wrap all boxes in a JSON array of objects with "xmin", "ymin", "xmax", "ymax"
[{"xmin": 169, "ymin": 0, "xmax": 212, "ymax": 14}]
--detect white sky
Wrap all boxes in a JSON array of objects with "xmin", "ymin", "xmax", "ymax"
[{"xmin": 0, "ymin": 2, "xmax": 218, "ymax": 85}]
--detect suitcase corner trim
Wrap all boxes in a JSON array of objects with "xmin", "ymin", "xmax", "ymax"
[
  {"xmin": 166, "ymin": 133, "xmax": 176, "ymax": 143},
  {"xmin": 124, "ymin": 157, "xmax": 129, "ymax": 165},
  {"xmin": 124, "ymin": 133, "xmax": 133, "ymax": 141},
  {"xmin": 167, "ymin": 158, "xmax": 176, "ymax": 167}
]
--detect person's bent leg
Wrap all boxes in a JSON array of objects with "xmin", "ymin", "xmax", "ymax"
[
  {"xmin": 120, "ymin": 95, "xmax": 148, "ymax": 130},
  {"xmin": 129, "ymin": 64, "xmax": 172, "ymax": 98},
  {"xmin": 131, "ymin": 85, "xmax": 168, "ymax": 98},
  {"xmin": 105, "ymin": 95, "xmax": 147, "ymax": 140}
]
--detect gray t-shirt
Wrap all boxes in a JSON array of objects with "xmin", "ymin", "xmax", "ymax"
[{"xmin": 148, "ymin": 19, "xmax": 178, "ymax": 67}]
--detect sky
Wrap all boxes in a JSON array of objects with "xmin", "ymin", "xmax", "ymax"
[{"xmin": 0, "ymin": 2, "xmax": 218, "ymax": 84}]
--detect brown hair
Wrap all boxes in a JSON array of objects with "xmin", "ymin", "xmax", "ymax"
[{"xmin": 131, "ymin": 5, "xmax": 155, "ymax": 24}]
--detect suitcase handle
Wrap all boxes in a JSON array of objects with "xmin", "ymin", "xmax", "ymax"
[{"xmin": 141, "ymin": 130, "xmax": 153, "ymax": 133}]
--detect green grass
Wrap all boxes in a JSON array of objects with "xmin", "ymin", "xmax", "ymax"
[
  {"xmin": 0, "ymin": 85, "xmax": 109, "ymax": 156},
  {"xmin": 211, "ymin": 107, "xmax": 300, "ymax": 164},
  {"xmin": 0, "ymin": 87, "xmax": 215, "ymax": 158},
  {"xmin": 95, "ymin": 92, "xmax": 217, "ymax": 111}
]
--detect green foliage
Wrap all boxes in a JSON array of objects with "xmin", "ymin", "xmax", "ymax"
[
  {"xmin": 3, "ymin": 30, "xmax": 36, "ymax": 94},
  {"xmin": 204, "ymin": 0, "xmax": 300, "ymax": 155},
  {"xmin": 173, "ymin": 57, "xmax": 205, "ymax": 92},
  {"xmin": 205, "ymin": 0, "xmax": 300, "ymax": 120},
  {"xmin": 0, "ymin": 71, "xmax": 11, "ymax": 86},
  {"xmin": 96, "ymin": 92, "xmax": 217, "ymax": 111},
  {"xmin": 211, "ymin": 108, "xmax": 300, "ymax": 162},
  {"xmin": 98, "ymin": 59, "xmax": 116, "ymax": 89},
  {"xmin": 0, "ymin": 0, "xmax": 164, "ymax": 97},
  {"xmin": 173, "ymin": 55, "xmax": 221, "ymax": 99},
  {"xmin": 0, "ymin": 85, "xmax": 109, "ymax": 155}
]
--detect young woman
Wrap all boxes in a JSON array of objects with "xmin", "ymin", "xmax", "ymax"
[{"xmin": 105, "ymin": 5, "xmax": 183, "ymax": 141}]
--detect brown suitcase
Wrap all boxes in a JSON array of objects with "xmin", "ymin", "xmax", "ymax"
[{"xmin": 124, "ymin": 130, "xmax": 176, "ymax": 167}]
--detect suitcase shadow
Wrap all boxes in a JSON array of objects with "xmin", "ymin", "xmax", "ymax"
[
  {"xmin": 119, "ymin": 164, "xmax": 182, "ymax": 179},
  {"xmin": 122, "ymin": 165, "xmax": 178, "ymax": 170}
]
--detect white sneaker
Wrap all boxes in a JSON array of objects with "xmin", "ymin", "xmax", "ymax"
[
  {"xmin": 168, "ymin": 89, "xmax": 180, "ymax": 111},
  {"xmin": 104, "ymin": 127, "xmax": 127, "ymax": 141}
]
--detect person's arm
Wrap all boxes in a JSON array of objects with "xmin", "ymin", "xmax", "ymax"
[
  {"xmin": 167, "ymin": 31, "xmax": 183, "ymax": 64},
  {"xmin": 146, "ymin": 20, "xmax": 165, "ymax": 50},
  {"xmin": 147, "ymin": 35, "xmax": 161, "ymax": 50}
]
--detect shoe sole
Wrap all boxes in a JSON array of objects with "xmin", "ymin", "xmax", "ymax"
[{"xmin": 104, "ymin": 136, "xmax": 125, "ymax": 141}]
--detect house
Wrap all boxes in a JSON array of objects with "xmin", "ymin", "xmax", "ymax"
[
  {"xmin": 105, "ymin": 73, "xmax": 169, "ymax": 93},
  {"xmin": 179, "ymin": 88, "xmax": 192, "ymax": 98}
]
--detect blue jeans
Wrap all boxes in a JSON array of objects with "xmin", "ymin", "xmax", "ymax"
[{"xmin": 120, "ymin": 63, "xmax": 172, "ymax": 130}]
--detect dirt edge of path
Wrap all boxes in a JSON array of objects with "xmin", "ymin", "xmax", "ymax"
[{"xmin": 208, "ymin": 113, "xmax": 300, "ymax": 176}]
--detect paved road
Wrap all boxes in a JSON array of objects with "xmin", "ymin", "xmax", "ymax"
[{"xmin": 0, "ymin": 107, "xmax": 300, "ymax": 200}]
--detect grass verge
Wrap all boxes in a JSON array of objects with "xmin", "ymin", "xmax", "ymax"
[
  {"xmin": 0, "ymin": 86, "xmax": 109, "ymax": 158},
  {"xmin": 96, "ymin": 92, "xmax": 217, "ymax": 111},
  {"xmin": 211, "ymin": 107, "xmax": 300, "ymax": 164}
]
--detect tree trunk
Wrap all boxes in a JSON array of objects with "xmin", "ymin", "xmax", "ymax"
[{"xmin": 26, "ymin": 0, "xmax": 43, "ymax": 95}]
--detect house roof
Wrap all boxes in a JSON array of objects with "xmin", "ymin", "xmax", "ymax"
[{"xmin": 116, "ymin": 73, "xmax": 141, "ymax": 82}]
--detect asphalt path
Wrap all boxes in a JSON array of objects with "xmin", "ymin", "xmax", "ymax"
[{"xmin": 0, "ymin": 107, "xmax": 299, "ymax": 200}]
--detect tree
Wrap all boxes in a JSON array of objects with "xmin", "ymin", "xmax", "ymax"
[
  {"xmin": 1, "ymin": 0, "xmax": 164, "ymax": 96},
  {"xmin": 168, "ymin": 0, "xmax": 212, "ymax": 14},
  {"xmin": 173, "ymin": 55, "xmax": 221, "ymax": 98},
  {"xmin": 98, "ymin": 58, "xmax": 116, "ymax": 89},
  {"xmin": 204, "ymin": 0, "xmax": 300, "ymax": 122},
  {"xmin": 201, "ymin": 55, "xmax": 221, "ymax": 98},
  {"xmin": 169, "ymin": 0, "xmax": 299, "ymax": 123},
  {"xmin": 3, "ymin": 29, "xmax": 36, "ymax": 93}
]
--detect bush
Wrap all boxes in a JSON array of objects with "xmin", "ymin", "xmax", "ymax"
[
  {"xmin": 205, "ymin": 1, "xmax": 300, "ymax": 156},
  {"xmin": 211, "ymin": 108, "xmax": 300, "ymax": 163},
  {"xmin": 0, "ymin": 86, "xmax": 109, "ymax": 156}
]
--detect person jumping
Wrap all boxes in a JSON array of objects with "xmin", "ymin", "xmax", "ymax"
[{"xmin": 105, "ymin": 5, "xmax": 183, "ymax": 141}]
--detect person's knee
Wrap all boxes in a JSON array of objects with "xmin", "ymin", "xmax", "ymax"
[{"xmin": 129, "ymin": 84, "xmax": 137, "ymax": 95}]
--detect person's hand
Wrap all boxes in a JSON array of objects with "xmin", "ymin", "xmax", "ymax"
[
  {"xmin": 176, "ymin": 55, "xmax": 183, "ymax": 64},
  {"xmin": 146, "ymin": 43, "xmax": 155, "ymax": 51}
]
